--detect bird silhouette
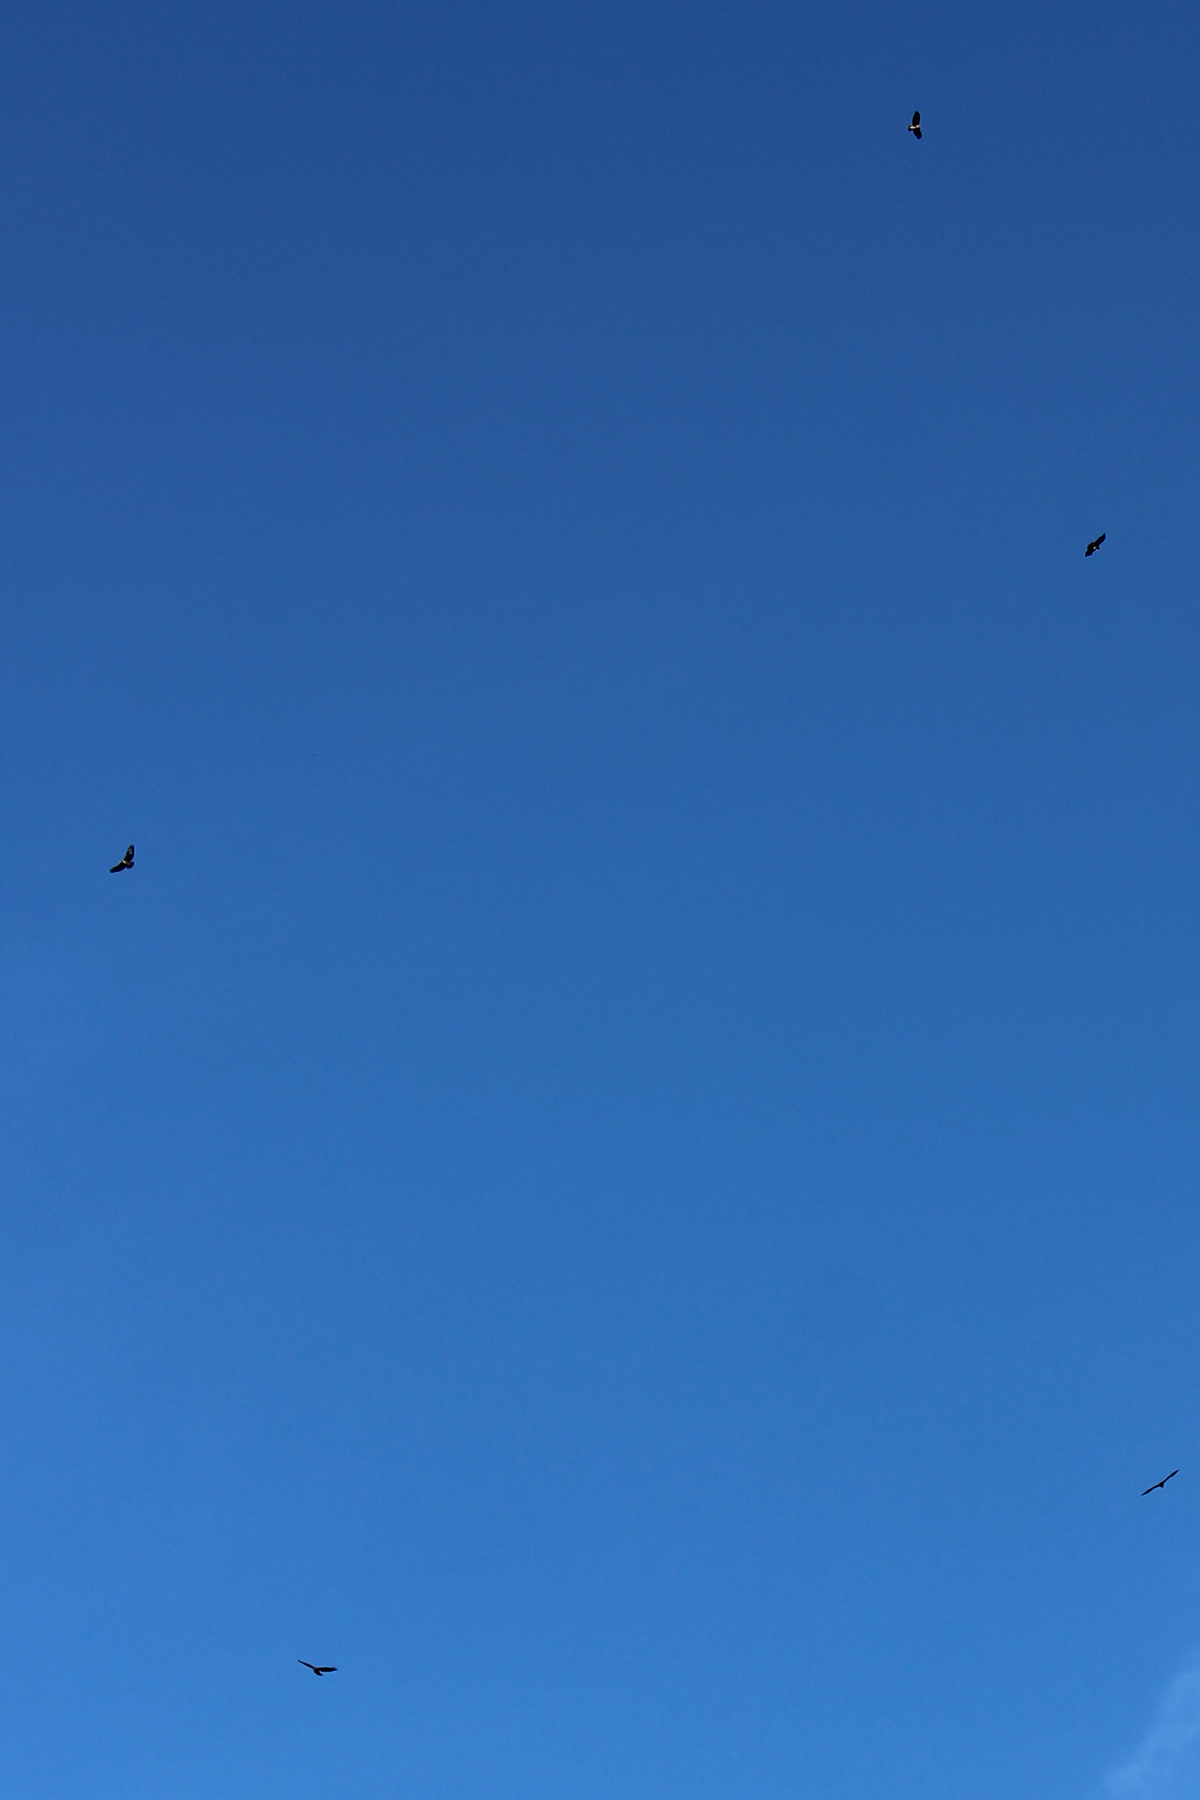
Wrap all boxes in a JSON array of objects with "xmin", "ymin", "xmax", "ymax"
[
  {"xmin": 1085, "ymin": 533, "xmax": 1106, "ymax": 556},
  {"xmin": 298, "ymin": 1661, "xmax": 338, "ymax": 1676},
  {"xmin": 908, "ymin": 111, "xmax": 922, "ymax": 138},
  {"xmin": 109, "ymin": 845, "xmax": 134, "ymax": 873},
  {"xmin": 1142, "ymin": 1469, "xmax": 1179, "ymax": 1495}
]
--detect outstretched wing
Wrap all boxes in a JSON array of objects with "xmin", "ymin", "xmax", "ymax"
[
  {"xmin": 315, "ymin": 1666, "xmax": 338, "ymax": 1673},
  {"xmin": 912, "ymin": 111, "xmax": 920, "ymax": 126},
  {"xmin": 299, "ymin": 1661, "xmax": 317, "ymax": 1671}
]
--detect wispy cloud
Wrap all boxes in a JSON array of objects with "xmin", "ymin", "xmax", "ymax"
[{"xmin": 1106, "ymin": 1658, "xmax": 1200, "ymax": 1799}]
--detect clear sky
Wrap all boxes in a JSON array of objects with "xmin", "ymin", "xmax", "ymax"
[{"xmin": 2, "ymin": 1, "xmax": 1200, "ymax": 1796}]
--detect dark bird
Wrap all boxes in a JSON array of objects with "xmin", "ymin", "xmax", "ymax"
[
  {"xmin": 1142, "ymin": 1469, "xmax": 1179, "ymax": 1495},
  {"xmin": 908, "ymin": 111, "xmax": 922, "ymax": 139},
  {"xmin": 1085, "ymin": 533, "xmax": 1106, "ymax": 556},
  {"xmin": 298, "ymin": 1661, "xmax": 338, "ymax": 1676},
  {"xmin": 109, "ymin": 845, "xmax": 135, "ymax": 873}
]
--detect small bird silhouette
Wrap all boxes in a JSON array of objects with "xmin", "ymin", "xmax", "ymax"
[
  {"xmin": 298, "ymin": 1661, "xmax": 338, "ymax": 1676},
  {"xmin": 109, "ymin": 845, "xmax": 135, "ymax": 873},
  {"xmin": 1142, "ymin": 1469, "xmax": 1179, "ymax": 1495},
  {"xmin": 1085, "ymin": 533, "xmax": 1106, "ymax": 556},
  {"xmin": 908, "ymin": 111, "xmax": 922, "ymax": 139}
]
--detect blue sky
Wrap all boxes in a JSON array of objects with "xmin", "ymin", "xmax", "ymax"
[{"xmin": 2, "ymin": 0, "xmax": 1200, "ymax": 1795}]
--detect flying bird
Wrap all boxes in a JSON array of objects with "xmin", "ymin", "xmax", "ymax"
[
  {"xmin": 908, "ymin": 111, "xmax": 922, "ymax": 138},
  {"xmin": 298, "ymin": 1661, "xmax": 338, "ymax": 1676},
  {"xmin": 109, "ymin": 845, "xmax": 134, "ymax": 873},
  {"xmin": 1085, "ymin": 533, "xmax": 1106, "ymax": 556},
  {"xmin": 1142, "ymin": 1469, "xmax": 1179, "ymax": 1495}
]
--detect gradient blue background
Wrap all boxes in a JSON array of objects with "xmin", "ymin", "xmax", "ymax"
[{"xmin": 2, "ymin": 0, "xmax": 1200, "ymax": 1795}]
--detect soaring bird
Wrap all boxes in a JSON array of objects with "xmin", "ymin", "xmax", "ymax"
[
  {"xmin": 1142, "ymin": 1469, "xmax": 1179, "ymax": 1495},
  {"xmin": 1085, "ymin": 533, "xmax": 1106, "ymax": 556},
  {"xmin": 109, "ymin": 845, "xmax": 135, "ymax": 873},
  {"xmin": 908, "ymin": 111, "xmax": 922, "ymax": 138},
  {"xmin": 298, "ymin": 1661, "xmax": 338, "ymax": 1676}
]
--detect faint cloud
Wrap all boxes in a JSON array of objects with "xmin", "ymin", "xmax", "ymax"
[{"xmin": 1106, "ymin": 1657, "xmax": 1200, "ymax": 1799}]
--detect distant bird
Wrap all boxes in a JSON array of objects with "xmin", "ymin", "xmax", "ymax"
[
  {"xmin": 109, "ymin": 845, "xmax": 134, "ymax": 873},
  {"xmin": 298, "ymin": 1661, "xmax": 337, "ymax": 1676},
  {"xmin": 908, "ymin": 111, "xmax": 922, "ymax": 139},
  {"xmin": 1085, "ymin": 533, "xmax": 1106, "ymax": 556},
  {"xmin": 1142, "ymin": 1469, "xmax": 1179, "ymax": 1495}
]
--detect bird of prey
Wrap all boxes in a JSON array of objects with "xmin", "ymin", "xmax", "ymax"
[
  {"xmin": 908, "ymin": 111, "xmax": 922, "ymax": 138},
  {"xmin": 298, "ymin": 1661, "xmax": 338, "ymax": 1676},
  {"xmin": 1085, "ymin": 533, "xmax": 1106, "ymax": 556},
  {"xmin": 1142, "ymin": 1469, "xmax": 1179, "ymax": 1495},
  {"xmin": 109, "ymin": 845, "xmax": 135, "ymax": 873}
]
